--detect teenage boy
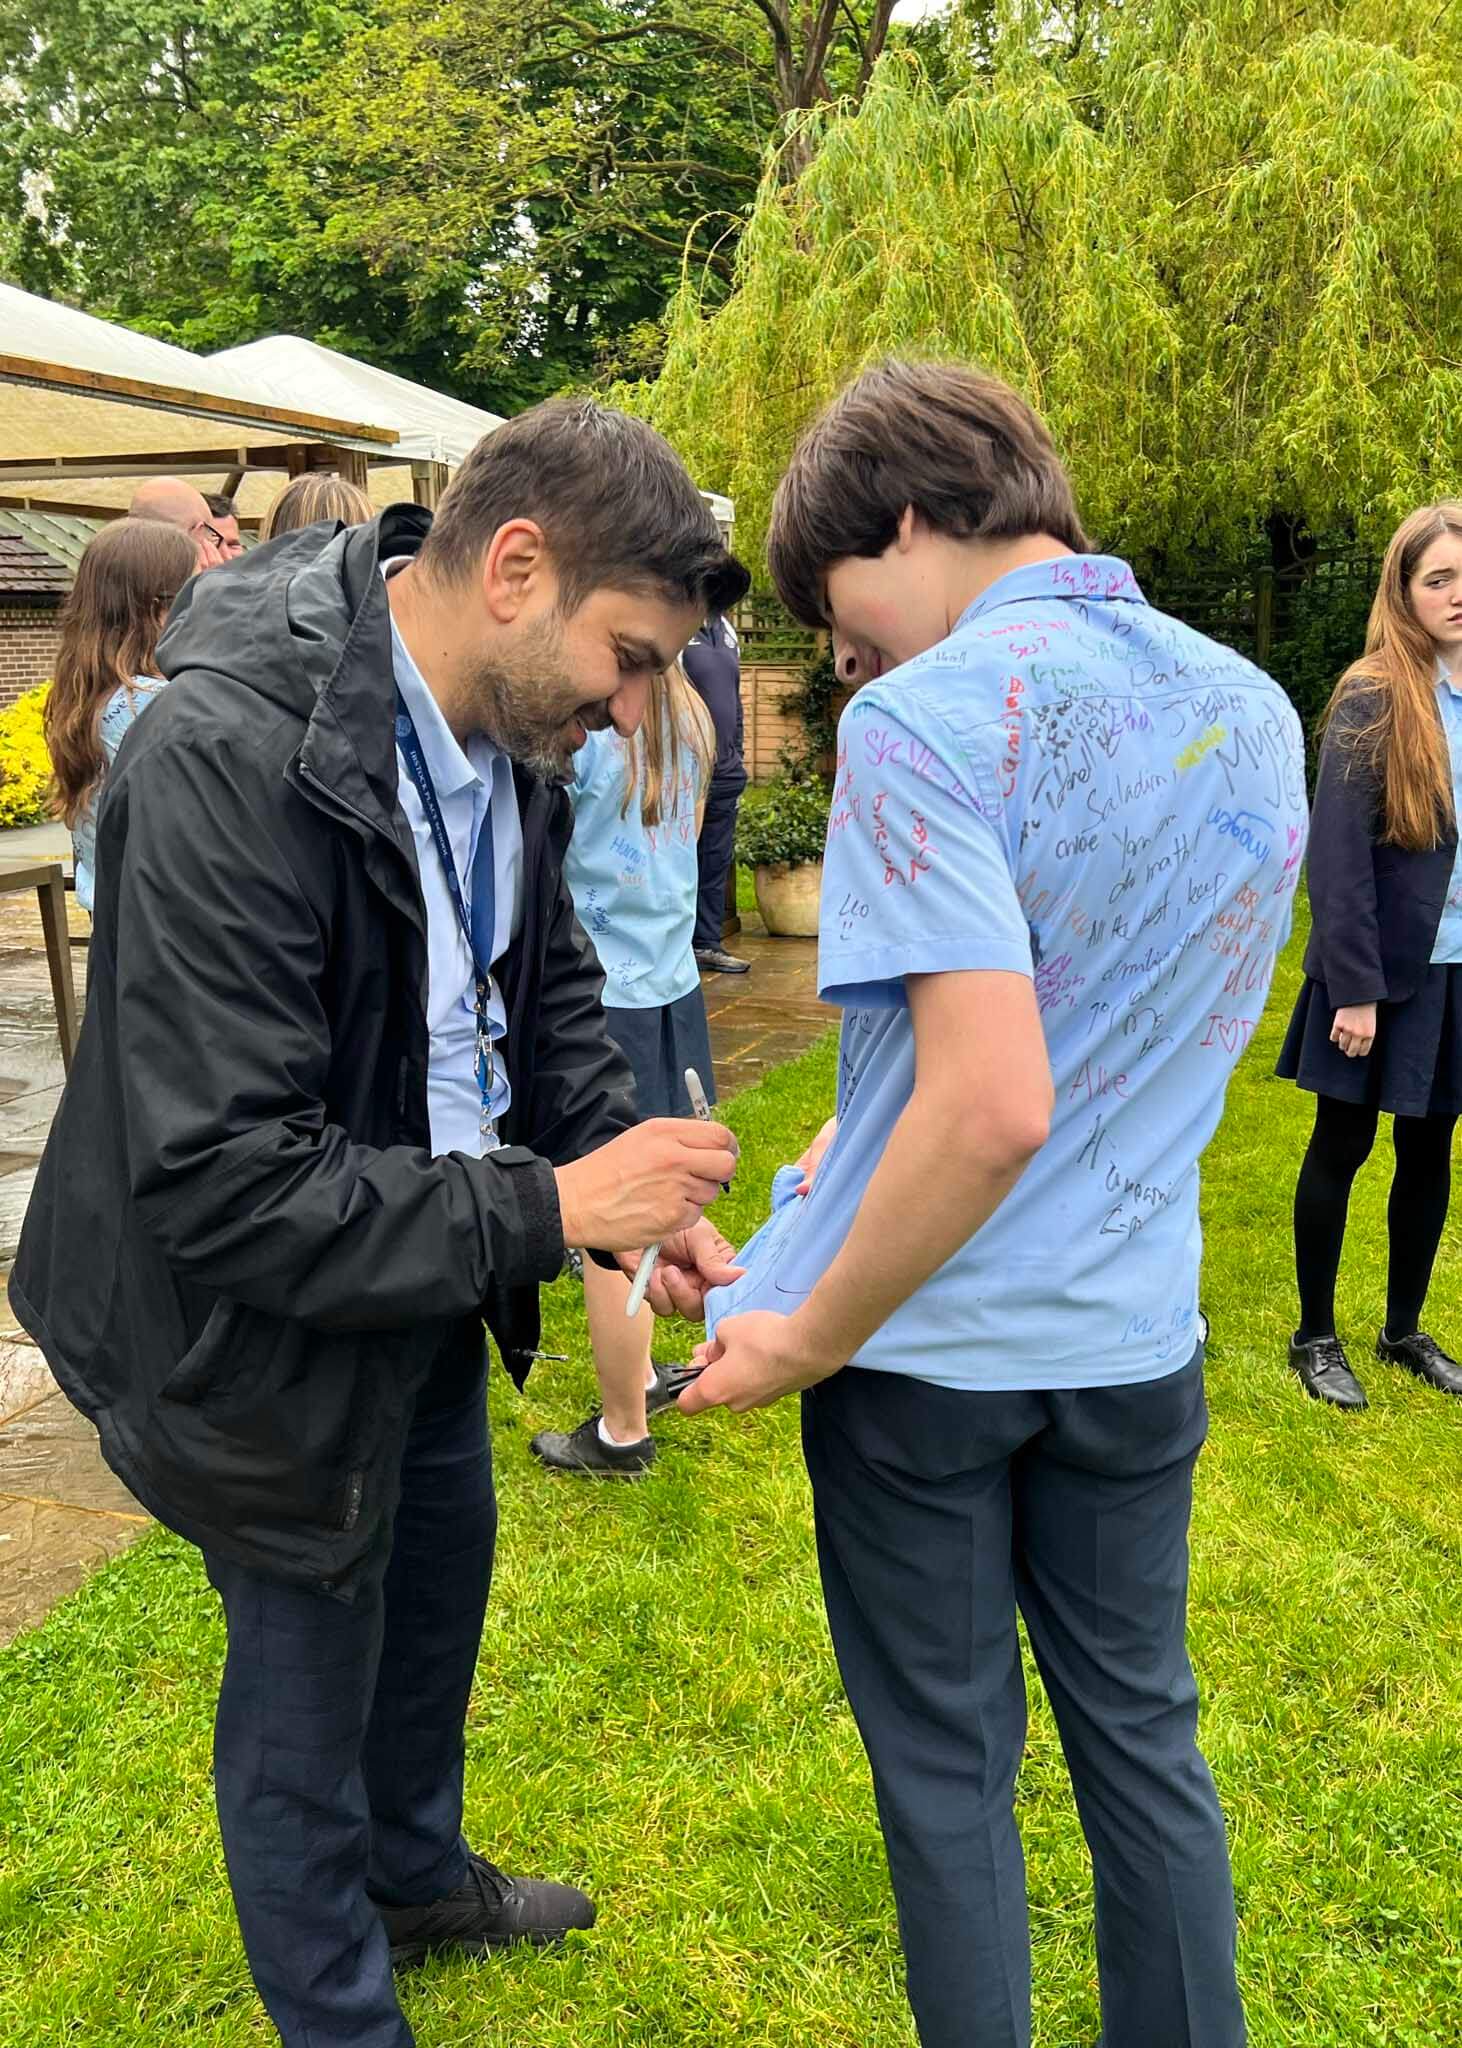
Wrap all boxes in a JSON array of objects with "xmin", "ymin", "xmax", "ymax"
[
  {"xmin": 15, "ymin": 400, "xmax": 748, "ymax": 2048},
  {"xmin": 684, "ymin": 359, "xmax": 1306, "ymax": 2048}
]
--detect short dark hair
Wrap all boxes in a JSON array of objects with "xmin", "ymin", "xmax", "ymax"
[
  {"xmin": 203, "ymin": 492, "xmax": 237, "ymax": 520},
  {"xmin": 420, "ymin": 398, "xmax": 749, "ymax": 617},
  {"xmin": 768, "ymin": 359, "xmax": 1090, "ymax": 627}
]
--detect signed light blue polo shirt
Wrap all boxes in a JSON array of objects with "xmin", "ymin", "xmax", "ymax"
[
  {"xmin": 706, "ymin": 554, "xmax": 1308, "ymax": 1391},
  {"xmin": 565, "ymin": 723, "xmax": 703, "ymax": 1010}
]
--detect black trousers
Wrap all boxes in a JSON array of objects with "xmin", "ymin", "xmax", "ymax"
[
  {"xmin": 801, "ymin": 1353, "xmax": 1244, "ymax": 2048},
  {"xmin": 693, "ymin": 770, "xmax": 744, "ymax": 950},
  {"xmin": 203, "ymin": 1326, "xmax": 495, "ymax": 2048}
]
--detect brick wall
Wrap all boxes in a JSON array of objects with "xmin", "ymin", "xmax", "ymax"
[{"xmin": 0, "ymin": 606, "xmax": 61, "ymax": 710}]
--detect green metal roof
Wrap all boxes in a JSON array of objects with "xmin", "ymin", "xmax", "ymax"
[
  {"xmin": 0, "ymin": 508, "xmax": 258, "ymax": 592},
  {"xmin": 0, "ymin": 509, "xmax": 103, "ymax": 586}
]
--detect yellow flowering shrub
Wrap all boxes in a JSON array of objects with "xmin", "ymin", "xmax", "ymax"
[{"xmin": 0, "ymin": 684, "xmax": 54, "ymax": 829}]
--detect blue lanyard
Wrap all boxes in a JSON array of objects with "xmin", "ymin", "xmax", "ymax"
[{"xmin": 394, "ymin": 691, "xmax": 499, "ymax": 1147}]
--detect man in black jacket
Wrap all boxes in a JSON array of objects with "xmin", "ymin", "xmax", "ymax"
[{"xmin": 11, "ymin": 400, "xmax": 749, "ymax": 2048}]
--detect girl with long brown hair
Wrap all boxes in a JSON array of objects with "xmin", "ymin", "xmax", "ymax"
[
  {"xmin": 1279, "ymin": 502, "xmax": 1462, "ymax": 1409},
  {"xmin": 45, "ymin": 517, "xmax": 196, "ymax": 914},
  {"xmin": 531, "ymin": 660, "xmax": 718, "ymax": 1475}
]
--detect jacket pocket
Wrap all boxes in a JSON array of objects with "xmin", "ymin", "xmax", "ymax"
[
  {"xmin": 157, "ymin": 1300, "xmax": 242, "ymax": 1406},
  {"xmin": 147, "ymin": 1307, "xmax": 382, "ymax": 1538}
]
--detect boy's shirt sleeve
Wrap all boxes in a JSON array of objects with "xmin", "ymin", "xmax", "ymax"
[{"xmin": 818, "ymin": 689, "xmax": 1034, "ymax": 1008}]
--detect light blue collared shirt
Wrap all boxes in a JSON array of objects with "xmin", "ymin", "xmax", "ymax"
[
  {"xmin": 706, "ymin": 554, "xmax": 1308, "ymax": 1391},
  {"xmin": 1431, "ymin": 659, "xmax": 1462, "ymax": 965},
  {"xmin": 72, "ymin": 677, "xmax": 165, "ymax": 914},
  {"xmin": 564, "ymin": 721, "xmax": 703, "ymax": 1010},
  {"xmin": 387, "ymin": 591, "xmax": 522, "ymax": 1154}
]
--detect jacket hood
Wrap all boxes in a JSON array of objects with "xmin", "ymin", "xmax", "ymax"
[
  {"xmin": 157, "ymin": 502, "xmax": 431, "ymax": 716},
  {"xmin": 155, "ymin": 501, "xmax": 433, "ymax": 832}
]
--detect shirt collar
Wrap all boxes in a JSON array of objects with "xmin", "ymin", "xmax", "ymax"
[
  {"xmin": 386, "ymin": 590, "xmax": 481, "ymax": 801},
  {"xmin": 954, "ymin": 553, "xmax": 1146, "ymax": 632},
  {"xmin": 1436, "ymin": 654, "xmax": 1462, "ymax": 700}
]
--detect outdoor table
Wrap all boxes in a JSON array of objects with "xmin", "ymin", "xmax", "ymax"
[{"xmin": 0, "ymin": 861, "xmax": 78, "ymax": 1075}]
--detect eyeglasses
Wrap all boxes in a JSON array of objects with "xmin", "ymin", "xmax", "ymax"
[{"xmin": 189, "ymin": 520, "xmax": 226, "ymax": 551}]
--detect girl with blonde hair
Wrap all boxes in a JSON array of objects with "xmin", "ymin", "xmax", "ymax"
[
  {"xmin": 1280, "ymin": 501, "xmax": 1462, "ymax": 1409},
  {"xmin": 262, "ymin": 472, "xmax": 373, "ymax": 539},
  {"xmin": 532, "ymin": 660, "xmax": 719, "ymax": 1475}
]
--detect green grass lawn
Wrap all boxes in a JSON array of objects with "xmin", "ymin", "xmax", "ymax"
[{"xmin": 2, "ymin": 903, "xmax": 1461, "ymax": 2046}]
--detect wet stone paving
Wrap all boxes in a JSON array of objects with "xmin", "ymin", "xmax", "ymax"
[
  {"xmin": 0, "ymin": 878, "xmax": 828, "ymax": 1645},
  {"xmin": 0, "ymin": 873, "xmax": 151, "ymax": 1647}
]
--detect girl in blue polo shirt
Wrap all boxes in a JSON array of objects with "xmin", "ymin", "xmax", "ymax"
[{"xmin": 531, "ymin": 662, "xmax": 717, "ymax": 1478}]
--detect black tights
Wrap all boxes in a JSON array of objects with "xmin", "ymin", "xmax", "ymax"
[{"xmin": 1294, "ymin": 1095, "xmax": 1458, "ymax": 1343}]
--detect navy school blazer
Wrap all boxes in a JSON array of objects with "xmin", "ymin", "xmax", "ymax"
[{"xmin": 1302, "ymin": 689, "xmax": 1456, "ymax": 1009}]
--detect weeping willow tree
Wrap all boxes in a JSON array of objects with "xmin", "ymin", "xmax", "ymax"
[{"xmin": 623, "ymin": 0, "xmax": 1462, "ymax": 577}]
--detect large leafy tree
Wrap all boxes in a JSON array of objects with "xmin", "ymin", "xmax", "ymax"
[
  {"xmin": 626, "ymin": 0, "xmax": 1462, "ymax": 575},
  {"xmin": 1, "ymin": 0, "xmax": 910, "ymax": 406},
  {"xmin": 0, "ymin": 0, "xmax": 417, "ymax": 354},
  {"xmin": 270, "ymin": 0, "xmax": 908, "ymax": 406}
]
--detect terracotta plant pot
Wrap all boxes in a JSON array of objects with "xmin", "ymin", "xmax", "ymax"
[{"xmin": 753, "ymin": 860, "xmax": 823, "ymax": 937}]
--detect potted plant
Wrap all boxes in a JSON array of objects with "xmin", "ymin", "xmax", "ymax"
[{"xmin": 735, "ymin": 775, "xmax": 831, "ymax": 937}]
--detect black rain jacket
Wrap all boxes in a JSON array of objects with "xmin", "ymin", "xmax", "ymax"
[{"xmin": 10, "ymin": 506, "xmax": 635, "ymax": 1597}]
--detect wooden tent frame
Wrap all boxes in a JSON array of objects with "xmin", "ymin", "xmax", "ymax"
[{"xmin": 0, "ymin": 342, "xmax": 436, "ymax": 521}]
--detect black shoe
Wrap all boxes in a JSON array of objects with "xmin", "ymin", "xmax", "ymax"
[
  {"xmin": 530, "ymin": 1413, "xmax": 656, "ymax": 1477},
  {"xmin": 380, "ymin": 1851, "xmax": 595, "ymax": 1967},
  {"xmin": 1288, "ymin": 1334, "xmax": 1368, "ymax": 1410},
  {"xmin": 694, "ymin": 946, "xmax": 751, "ymax": 974},
  {"xmin": 644, "ymin": 1360, "xmax": 706, "ymax": 1417},
  {"xmin": 1377, "ymin": 1329, "xmax": 1462, "ymax": 1396}
]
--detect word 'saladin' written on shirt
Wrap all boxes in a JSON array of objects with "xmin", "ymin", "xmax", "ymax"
[{"xmin": 706, "ymin": 555, "xmax": 1307, "ymax": 1392}]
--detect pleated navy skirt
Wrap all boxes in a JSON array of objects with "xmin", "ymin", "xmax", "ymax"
[
  {"xmin": 1276, "ymin": 963, "xmax": 1462, "ymax": 1118},
  {"xmin": 602, "ymin": 986, "xmax": 716, "ymax": 1119}
]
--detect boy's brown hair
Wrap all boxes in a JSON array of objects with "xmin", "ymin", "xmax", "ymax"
[{"xmin": 768, "ymin": 359, "xmax": 1089, "ymax": 628}]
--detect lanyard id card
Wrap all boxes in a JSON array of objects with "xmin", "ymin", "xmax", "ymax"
[{"xmin": 394, "ymin": 692, "xmax": 500, "ymax": 1150}]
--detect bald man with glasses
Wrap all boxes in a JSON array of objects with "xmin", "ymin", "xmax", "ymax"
[{"xmin": 130, "ymin": 476, "xmax": 227, "ymax": 572}]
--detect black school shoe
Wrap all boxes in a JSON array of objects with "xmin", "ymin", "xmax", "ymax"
[
  {"xmin": 1288, "ymin": 1334, "xmax": 1368, "ymax": 1411},
  {"xmin": 1377, "ymin": 1329, "xmax": 1462, "ymax": 1396},
  {"xmin": 380, "ymin": 1852, "xmax": 594, "ymax": 1967},
  {"xmin": 694, "ymin": 945, "xmax": 751, "ymax": 974},
  {"xmin": 530, "ymin": 1414, "xmax": 655, "ymax": 1477}
]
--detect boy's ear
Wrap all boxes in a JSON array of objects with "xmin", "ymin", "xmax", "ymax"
[{"xmin": 897, "ymin": 505, "xmax": 918, "ymax": 551}]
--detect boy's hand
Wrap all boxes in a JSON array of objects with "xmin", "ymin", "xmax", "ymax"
[{"xmin": 677, "ymin": 1310, "xmax": 839, "ymax": 1414}]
